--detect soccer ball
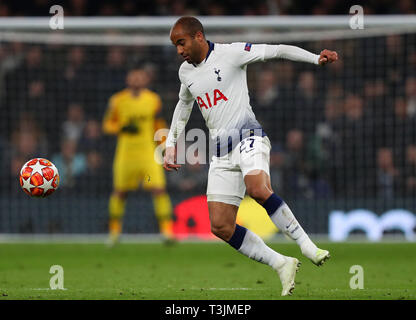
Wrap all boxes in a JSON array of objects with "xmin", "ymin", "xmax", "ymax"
[{"xmin": 19, "ymin": 158, "xmax": 60, "ymax": 197}]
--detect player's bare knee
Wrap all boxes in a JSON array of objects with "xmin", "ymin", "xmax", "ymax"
[
  {"xmin": 246, "ymin": 185, "xmax": 269, "ymax": 203},
  {"xmin": 210, "ymin": 223, "xmax": 234, "ymax": 241}
]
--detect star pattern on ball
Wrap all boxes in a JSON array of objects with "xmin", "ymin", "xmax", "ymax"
[
  {"xmin": 41, "ymin": 174, "xmax": 56, "ymax": 191},
  {"xmin": 19, "ymin": 158, "xmax": 59, "ymax": 197},
  {"xmin": 29, "ymin": 161, "xmax": 46, "ymax": 176},
  {"xmin": 21, "ymin": 175, "xmax": 33, "ymax": 191}
]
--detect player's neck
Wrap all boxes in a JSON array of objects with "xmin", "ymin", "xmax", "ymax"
[
  {"xmin": 195, "ymin": 41, "xmax": 210, "ymax": 64},
  {"xmin": 129, "ymin": 88, "xmax": 144, "ymax": 96}
]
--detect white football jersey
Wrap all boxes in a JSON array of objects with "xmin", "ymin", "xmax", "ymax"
[
  {"xmin": 167, "ymin": 41, "xmax": 320, "ymax": 157},
  {"xmin": 178, "ymin": 41, "xmax": 268, "ymax": 156}
]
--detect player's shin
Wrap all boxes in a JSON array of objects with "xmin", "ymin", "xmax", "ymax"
[
  {"xmin": 109, "ymin": 194, "xmax": 126, "ymax": 243},
  {"xmin": 152, "ymin": 192, "xmax": 174, "ymax": 238},
  {"xmin": 227, "ymin": 224, "xmax": 286, "ymax": 269},
  {"xmin": 262, "ymin": 194, "xmax": 318, "ymax": 258}
]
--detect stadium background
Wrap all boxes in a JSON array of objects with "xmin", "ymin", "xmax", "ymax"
[{"xmin": 0, "ymin": 0, "xmax": 415, "ymax": 240}]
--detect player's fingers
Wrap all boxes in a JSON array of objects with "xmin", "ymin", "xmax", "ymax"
[
  {"xmin": 164, "ymin": 160, "xmax": 175, "ymax": 170},
  {"xmin": 164, "ymin": 162, "xmax": 181, "ymax": 171},
  {"xmin": 327, "ymin": 51, "xmax": 337, "ymax": 61},
  {"xmin": 172, "ymin": 164, "xmax": 181, "ymax": 172},
  {"xmin": 329, "ymin": 52, "xmax": 338, "ymax": 61},
  {"xmin": 319, "ymin": 51, "xmax": 338, "ymax": 64},
  {"xmin": 163, "ymin": 163, "xmax": 173, "ymax": 171}
]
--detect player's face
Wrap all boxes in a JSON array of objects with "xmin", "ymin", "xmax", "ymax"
[
  {"xmin": 170, "ymin": 26, "xmax": 204, "ymax": 64},
  {"xmin": 126, "ymin": 70, "xmax": 149, "ymax": 90}
]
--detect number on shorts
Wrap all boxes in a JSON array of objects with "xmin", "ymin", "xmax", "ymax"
[{"xmin": 240, "ymin": 138, "xmax": 255, "ymax": 153}]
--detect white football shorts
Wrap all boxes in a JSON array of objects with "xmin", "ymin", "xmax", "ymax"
[{"xmin": 206, "ymin": 135, "xmax": 271, "ymax": 206}]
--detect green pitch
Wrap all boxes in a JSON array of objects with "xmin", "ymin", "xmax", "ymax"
[{"xmin": 0, "ymin": 242, "xmax": 415, "ymax": 300}]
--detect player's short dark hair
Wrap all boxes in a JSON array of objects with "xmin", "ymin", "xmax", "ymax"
[{"xmin": 173, "ymin": 16, "xmax": 205, "ymax": 38}]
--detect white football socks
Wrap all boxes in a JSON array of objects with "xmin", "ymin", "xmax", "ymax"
[
  {"xmin": 237, "ymin": 228, "xmax": 287, "ymax": 270},
  {"xmin": 269, "ymin": 202, "xmax": 318, "ymax": 259}
]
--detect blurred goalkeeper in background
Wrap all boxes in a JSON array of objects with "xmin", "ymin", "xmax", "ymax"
[{"xmin": 103, "ymin": 66, "xmax": 174, "ymax": 245}]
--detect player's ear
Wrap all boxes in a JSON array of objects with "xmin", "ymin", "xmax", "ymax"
[{"xmin": 194, "ymin": 31, "xmax": 205, "ymax": 42}]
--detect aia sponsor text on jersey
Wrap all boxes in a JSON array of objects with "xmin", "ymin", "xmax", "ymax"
[{"xmin": 197, "ymin": 89, "xmax": 228, "ymax": 109}]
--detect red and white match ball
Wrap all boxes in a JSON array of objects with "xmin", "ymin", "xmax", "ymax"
[{"xmin": 19, "ymin": 158, "xmax": 60, "ymax": 197}]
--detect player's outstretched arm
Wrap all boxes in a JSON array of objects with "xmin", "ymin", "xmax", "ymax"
[{"xmin": 264, "ymin": 44, "xmax": 338, "ymax": 65}]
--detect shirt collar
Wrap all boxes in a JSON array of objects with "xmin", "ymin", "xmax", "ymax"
[
  {"xmin": 192, "ymin": 41, "xmax": 215, "ymax": 68},
  {"xmin": 205, "ymin": 40, "xmax": 215, "ymax": 62}
]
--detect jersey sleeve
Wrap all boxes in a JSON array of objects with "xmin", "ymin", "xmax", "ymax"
[
  {"xmin": 227, "ymin": 42, "xmax": 268, "ymax": 67},
  {"xmin": 102, "ymin": 95, "xmax": 121, "ymax": 135},
  {"xmin": 178, "ymin": 74, "xmax": 194, "ymax": 103},
  {"xmin": 165, "ymin": 84, "xmax": 194, "ymax": 148},
  {"xmin": 227, "ymin": 42, "xmax": 320, "ymax": 66},
  {"xmin": 264, "ymin": 44, "xmax": 320, "ymax": 65}
]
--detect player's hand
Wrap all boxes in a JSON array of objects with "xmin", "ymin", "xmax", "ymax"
[
  {"xmin": 318, "ymin": 49, "xmax": 338, "ymax": 65},
  {"xmin": 121, "ymin": 122, "xmax": 139, "ymax": 134},
  {"xmin": 163, "ymin": 146, "xmax": 181, "ymax": 172}
]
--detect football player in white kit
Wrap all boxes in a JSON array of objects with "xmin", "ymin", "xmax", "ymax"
[{"xmin": 164, "ymin": 17, "xmax": 338, "ymax": 296}]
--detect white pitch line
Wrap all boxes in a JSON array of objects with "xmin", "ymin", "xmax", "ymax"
[
  {"xmin": 205, "ymin": 288, "xmax": 261, "ymax": 291},
  {"xmin": 28, "ymin": 288, "xmax": 68, "ymax": 291}
]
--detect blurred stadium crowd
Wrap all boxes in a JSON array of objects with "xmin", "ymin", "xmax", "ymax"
[
  {"xmin": 0, "ymin": 1, "xmax": 415, "ymax": 206},
  {"xmin": 252, "ymin": 37, "xmax": 416, "ymax": 200},
  {"xmin": 0, "ymin": 0, "xmax": 415, "ymax": 16},
  {"xmin": 0, "ymin": 32, "xmax": 415, "ymax": 202}
]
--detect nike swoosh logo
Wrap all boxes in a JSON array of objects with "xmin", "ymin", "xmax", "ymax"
[
  {"xmin": 286, "ymin": 219, "xmax": 294, "ymax": 229},
  {"xmin": 188, "ymin": 83, "xmax": 194, "ymax": 88}
]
